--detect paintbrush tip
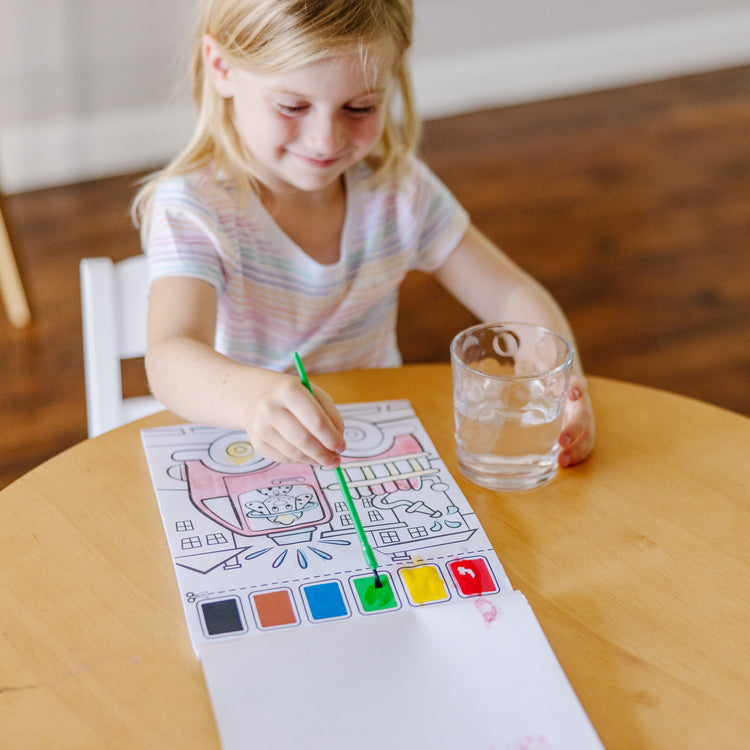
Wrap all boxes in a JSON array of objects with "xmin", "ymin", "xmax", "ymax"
[{"xmin": 373, "ymin": 570, "xmax": 383, "ymax": 588}]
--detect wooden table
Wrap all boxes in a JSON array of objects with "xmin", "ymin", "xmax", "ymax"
[{"xmin": 2, "ymin": 365, "xmax": 749, "ymax": 749}]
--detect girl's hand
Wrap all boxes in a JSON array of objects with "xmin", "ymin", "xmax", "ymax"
[
  {"xmin": 243, "ymin": 374, "xmax": 346, "ymax": 468},
  {"xmin": 558, "ymin": 374, "xmax": 595, "ymax": 468}
]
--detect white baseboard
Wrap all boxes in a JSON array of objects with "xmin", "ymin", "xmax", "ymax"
[
  {"xmin": 0, "ymin": 104, "xmax": 197, "ymax": 195},
  {"xmin": 3, "ymin": 7, "xmax": 750, "ymax": 193}
]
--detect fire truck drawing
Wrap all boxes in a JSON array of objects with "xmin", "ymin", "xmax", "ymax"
[{"xmin": 149, "ymin": 402, "xmax": 479, "ymax": 576}]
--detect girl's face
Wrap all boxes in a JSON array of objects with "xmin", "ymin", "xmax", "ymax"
[{"xmin": 205, "ymin": 38, "xmax": 396, "ymax": 200}]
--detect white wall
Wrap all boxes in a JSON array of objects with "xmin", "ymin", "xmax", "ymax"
[
  {"xmin": 411, "ymin": 0, "xmax": 750, "ymax": 117},
  {"xmin": 2, "ymin": 0, "xmax": 750, "ymax": 192}
]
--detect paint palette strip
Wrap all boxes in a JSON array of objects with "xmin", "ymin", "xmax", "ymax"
[{"xmin": 195, "ymin": 557, "xmax": 504, "ymax": 639}]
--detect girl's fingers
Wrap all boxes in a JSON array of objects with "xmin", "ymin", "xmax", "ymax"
[
  {"xmin": 558, "ymin": 379, "xmax": 595, "ymax": 467},
  {"xmin": 312, "ymin": 384, "xmax": 346, "ymax": 438},
  {"xmin": 249, "ymin": 381, "xmax": 345, "ymax": 467},
  {"xmin": 264, "ymin": 413, "xmax": 343, "ymax": 467}
]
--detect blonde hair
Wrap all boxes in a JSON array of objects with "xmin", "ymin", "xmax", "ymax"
[{"xmin": 133, "ymin": 0, "xmax": 419, "ymax": 236}]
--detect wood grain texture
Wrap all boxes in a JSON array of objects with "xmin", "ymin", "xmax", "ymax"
[
  {"xmin": 1, "ymin": 65, "xmax": 748, "ymax": 489},
  {"xmin": 2, "ymin": 367, "xmax": 749, "ymax": 749}
]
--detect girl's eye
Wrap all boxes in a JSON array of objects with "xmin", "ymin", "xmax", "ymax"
[
  {"xmin": 277, "ymin": 103, "xmax": 309, "ymax": 116},
  {"xmin": 345, "ymin": 105, "xmax": 377, "ymax": 117}
]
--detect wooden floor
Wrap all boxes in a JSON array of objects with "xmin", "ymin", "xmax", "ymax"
[{"xmin": 1, "ymin": 65, "xmax": 749, "ymax": 490}]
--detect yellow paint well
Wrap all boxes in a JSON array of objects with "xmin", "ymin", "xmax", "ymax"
[{"xmin": 401, "ymin": 565, "xmax": 448, "ymax": 605}]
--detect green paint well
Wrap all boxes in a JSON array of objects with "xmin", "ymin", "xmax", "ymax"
[{"xmin": 354, "ymin": 574, "xmax": 397, "ymax": 612}]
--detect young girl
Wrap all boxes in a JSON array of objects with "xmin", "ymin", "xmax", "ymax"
[{"xmin": 134, "ymin": 0, "xmax": 594, "ymax": 471}]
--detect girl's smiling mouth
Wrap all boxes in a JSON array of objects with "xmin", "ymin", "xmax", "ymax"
[{"xmin": 291, "ymin": 152, "xmax": 345, "ymax": 168}]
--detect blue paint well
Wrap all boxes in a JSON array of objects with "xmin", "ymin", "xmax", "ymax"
[{"xmin": 303, "ymin": 581, "xmax": 349, "ymax": 620}]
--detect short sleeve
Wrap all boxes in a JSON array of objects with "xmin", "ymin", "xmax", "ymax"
[
  {"xmin": 145, "ymin": 177, "xmax": 232, "ymax": 295},
  {"xmin": 410, "ymin": 159, "xmax": 470, "ymax": 273}
]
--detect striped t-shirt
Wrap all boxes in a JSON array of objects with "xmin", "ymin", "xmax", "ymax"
[{"xmin": 145, "ymin": 156, "xmax": 470, "ymax": 374}]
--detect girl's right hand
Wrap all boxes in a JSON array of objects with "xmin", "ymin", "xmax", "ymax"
[{"xmin": 243, "ymin": 374, "xmax": 346, "ymax": 468}]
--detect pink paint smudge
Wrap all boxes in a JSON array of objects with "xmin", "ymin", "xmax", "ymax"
[
  {"xmin": 474, "ymin": 596, "xmax": 499, "ymax": 627},
  {"xmin": 506, "ymin": 736, "xmax": 553, "ymax": 750}
]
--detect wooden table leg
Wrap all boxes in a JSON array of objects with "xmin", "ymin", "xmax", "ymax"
[{"xmin": 0, "ymin": 204, "xmax": 31, "ymax": 327}]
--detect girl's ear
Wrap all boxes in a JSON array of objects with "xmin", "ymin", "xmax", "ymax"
[{"xmin": 203, "ymin": 33, "xmax": 234, "ymax": 98}]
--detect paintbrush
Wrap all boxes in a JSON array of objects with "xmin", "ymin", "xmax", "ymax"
[{"xmin": 293, "ymin": 352, "xmax": 382, "ymax": 589}]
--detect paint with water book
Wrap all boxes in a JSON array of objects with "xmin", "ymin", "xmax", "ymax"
[{"xmin": 141, "ymin": 399, "xmax": 604, "ymax": 750}]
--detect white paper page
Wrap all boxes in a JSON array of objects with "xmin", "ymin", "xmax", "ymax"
[{"xmin": 201, "ymin": 590, "xmax": 604, "ymax": 750}]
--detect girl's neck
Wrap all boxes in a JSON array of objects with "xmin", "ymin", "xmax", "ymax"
[
  {"xmin": 261, "ymin": 177, "xmax": 347, "ymax": 266},
  {"xmin": 260, "ymin": 175, "xmax": 343, "ymax": 213}
]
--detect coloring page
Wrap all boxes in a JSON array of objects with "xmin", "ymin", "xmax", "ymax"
[{"xmin": 141, "ymin": 400, "xmax": 512, "ymax": 653}]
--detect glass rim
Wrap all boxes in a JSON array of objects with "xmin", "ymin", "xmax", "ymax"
[{"xmin": 449, "ymin": 321, "xmax": 575, "ymax": 381}]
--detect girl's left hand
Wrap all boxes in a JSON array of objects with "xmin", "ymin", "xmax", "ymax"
[{"xmin": 558, "ymin": 374, "xmax": 595, "ymax": 467}]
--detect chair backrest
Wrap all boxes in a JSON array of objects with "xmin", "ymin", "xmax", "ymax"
[{"xmin": 80, "ymin": 255, "xmax": 162, "ymax": 437}]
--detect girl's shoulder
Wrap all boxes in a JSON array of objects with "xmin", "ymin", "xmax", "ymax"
[
  {"xmin": 349, "ymin": 155, "xmax": 440, "ymax": 198},
  {"xmin": 152, "ymin": 166, "xmax": 253, "ymax": 218},
  {"xmin": 349, "ymin": 155, "xmax": 456, "ymax": 212}
]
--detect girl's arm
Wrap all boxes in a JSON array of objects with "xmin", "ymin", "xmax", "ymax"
[
  {"xmin": 434, "ymin": 225, "xmax": 595, "ymax": 466},
  {"xmin": 145, "ymin": 275, "xmax": 346, "ymax": 467}
]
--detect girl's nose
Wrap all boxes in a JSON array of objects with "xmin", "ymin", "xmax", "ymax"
[{"xmin": 305, "ymin": 113, "xmax": 344, "ymax": 155}]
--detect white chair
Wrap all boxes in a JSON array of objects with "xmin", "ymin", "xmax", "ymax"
[{"xmin": 80, "ymin": 255, "xmax": 162, "ymax": 437}]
